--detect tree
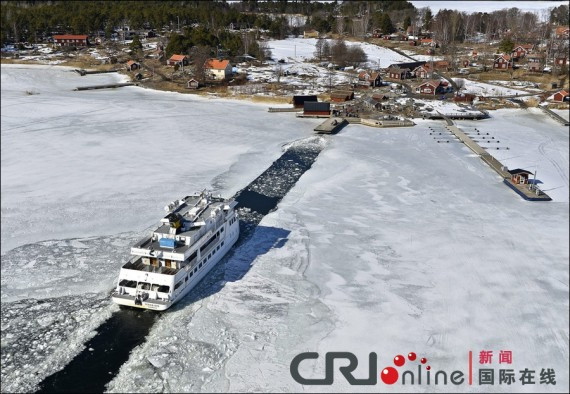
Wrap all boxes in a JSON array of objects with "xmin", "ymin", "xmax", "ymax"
[
  {"xmin": 165, "ymin": 34, "xmax": 188, "ymax": 57},
  {"xmin": 550, "ymin": 4, "xmax": 569, "ymax": 25},
  {"xmin": 498, "ymin": 38, "xmax": 514, "ymax": 54},
  {"xmin": 404, "ymin": 16, "xmax": 411, "ymax": 31},
  {"xmin": 379, "ymin": 13, "xmax": 394, "ymax": 34},
  {"xmin": 331, "ymin": 39, "xmax": 347, "ymax": 67},
  {"xmin": 314, "ymin": 37, "xmax": 326, "ymax": 61},
  {"xmin": 129, "ymin": 34, "xmax": 142, "ymax": 52},
  {"xmin": 423, "ymin": 8, "xmax": 433, "ymax": 30},
  {"xmin": 191, "ymin": 45, "xmax": 211, "ymax": 83},
  {"xmin": 322, "ymin": 40, "xmax": 331, "ymax": 59},
  {"xmin": 345, "ymin": 46, "xmax": 367, "ymax": 66}
]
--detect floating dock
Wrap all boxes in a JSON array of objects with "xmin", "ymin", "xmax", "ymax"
[
  {"xmin": 314, "ymin": 118, "xmax": 348, "ymax": 134},
  {"xmin": 440, "ymin": 115, "xmax": 551, "ymax": 201},
  {"xmin": 74, "ymin": 83, "xmax": 134, "ymax": 91},
  {"xmin": 361, "ymin": 118, "xmax": 415, "ymax": 128},
  {"xmin": 503, "ymin": 179, "xmax": 552, "ymax": 201},
  {"xmin": 538, "ymin": 106, "xmax": 569, "ymax": 126},
  {"xmin": 268, "ymin": 107, "xmax": 300, "ymax": 112},
  {"xmin": 424, "ymin": 111, "xmax": 488, "ymax": 120},
  {"xmin": 74, "ymin": 69, "xmax": 118, "ymax": 76}
]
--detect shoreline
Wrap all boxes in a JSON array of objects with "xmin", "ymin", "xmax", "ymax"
[{"xmin": 2, "ymin": 59, "xmax": 568, "ymax": 111}]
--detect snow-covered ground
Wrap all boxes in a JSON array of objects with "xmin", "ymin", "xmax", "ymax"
[
  {"xmin": 398, "ymin": 97, "xmax": 484, "ymax": 116},
  {"xmin": 243, "ymin": 37, "xmax": 412, "ymax": 94},
  {"xmin": 266, "ymin": 37, "xmax": 410, "ymax": 69},
  {"xmin": 401, "ymin": 49, "xmax": 444, "ymax": 62},
  {"xmin": 410, "ymin": 1, "xmax": 564, "ymax": 17},
  {"xmin": 455, "ymin": 78, "xmax": 533, "ymax": 98},
  {"xmin": 2, "ymin": 65, "xmax": 568, "ymax": 393}
]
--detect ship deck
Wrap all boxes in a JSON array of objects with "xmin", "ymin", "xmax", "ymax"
[
  {"xmin": 132, "ymin": 200, "xmax": 226, "ymax": 254},
  {"xmin": 122, "ymin": 258, "xmax": 179, "ymax": 275}
]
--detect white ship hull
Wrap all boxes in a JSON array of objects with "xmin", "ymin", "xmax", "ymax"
[
  {"xmin": 111, "ymin": 192, "xmax": 240, "ymax": 311},
  {"xmin": 112, "ymin": 228, "xmax": 238, "ymax": 310}
]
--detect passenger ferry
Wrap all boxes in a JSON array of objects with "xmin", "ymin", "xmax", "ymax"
[{"xmin": 112, "ymin": 191, "xmax": 239, "ymax": 310}]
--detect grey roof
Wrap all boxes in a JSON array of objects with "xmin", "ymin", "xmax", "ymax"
[
  {"xmin": 304, "ymin": 101, "xmax": 330, "ymax": 111},
  {"xmin": 293, "ymin": 95, "xmax": 318, "ymax": 105}
]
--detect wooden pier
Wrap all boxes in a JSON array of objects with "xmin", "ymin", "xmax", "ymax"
[
  {"xmin": 425, "ymin": 111, "xmax": 488, "ymax": 120},
  {"xmin": 440, "ymin": 115, "xmax": 551, "ymax": 201},
  {"xmin": 74, "ymin": 83, "xmax": 134, "ymax": 91},
  {"xmin": 538, "ymin": 106, "xmax": 569, "ymax": 126},
  {"xmin": 268, "ymin": 107, "xmax": 300, "ymax": 112},
  {"xmin": 314, "ymin": 118, "xmax": 348, "ymax": 134},
  {"xmin": 74, "ymin": 69, "xmax": 118, "ymax": 76},
  {"xmin": 361, "ymin": 118, "xmax": 415, "ymax": 128}
]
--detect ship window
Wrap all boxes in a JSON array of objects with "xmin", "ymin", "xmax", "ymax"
[
  {"xmin": 174, "ymin": 280, "xmax": 183, "ymax": 290},
  {"xmin": 185, "ymin": 275, "xmax": 188, "ymax": 282},
  {"xmin": 156, "ymin": 285, "xmax": 170, "ymax": 293},
  {"xmin": 194, "ymin": 267, "xmax": 197, "ymax": 273},
  {"xmin": 189, "ymin": 271, "xmax": 193, "ymax": 277},
  {"xmin": 221, "ymin": 227, "xmax": 224, "ymax": 232},
  {"xmin": 199, "ymin": 262, "xmax": 203, "ymax": 268},
  {"xmin": 221, "ymin": 241, "xmax": 224, "ymax": 246},
  {"xmin": 119, "ymin": 279, "xmax": 137, "ymax": 288},
  {"xmin": 139, "ymin": 282, "xmax": 151, "ymax": 290},
  {"xmin": 208, "ymin": 252, "xmax": 212, "ymax": 259}
]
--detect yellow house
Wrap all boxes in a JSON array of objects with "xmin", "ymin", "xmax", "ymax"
[{"xmin": 303, "ymin": 30, "xmax": 319, "ymax": 38}]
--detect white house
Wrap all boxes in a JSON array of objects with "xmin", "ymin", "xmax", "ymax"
[{"xmin": 204, "ymin": 59, "xmax": 232, "ymax": 80}]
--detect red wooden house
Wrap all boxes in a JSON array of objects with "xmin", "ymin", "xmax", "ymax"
[
  {"xmin": 167, "ymin": 54, "xmax": 188, "ymax": 66},
  {"xmin": 511, "ymin": 44, "xmax": 533, "ymax": 59},
  {"xmin": 552, "ymin": 89, "xmax": 569, "ymax": 102},
  {"xmin": 357, "ymin": 71, "xmax": 382, "ymax": 87},
  {"xmin": 53, "ymin": 34, "xmax": 88, "ymax": 46},
  {"xmin": 387, "ymin": 67, "xmax": 409, "ymax": 80},
  {"xmin": 413, "ymin": 64, "xmax": 431, "ymax": 79},
  {"xmin": 493, "ymin": 54, "xmax": 512, "ymax": 70},
  {"xmin": 416, "ymin": 80, "xmax": 443, "ymax": 95},
  {"xmin": 509, "ymin": 169, "xmax": 533, "ymax": 185}
]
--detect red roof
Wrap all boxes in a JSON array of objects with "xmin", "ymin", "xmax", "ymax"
[
  {"xmin": 54, "ymin": 35, "xmax": 88, "ymax": 40},
  {"xmin": 558, "ymin": 90, "xmax": 568, "ymax": 96},
  {"xmin": 495, "ymin": 54, "xmax": 511, "ymax": 61},
  {"xmin": 419, "ymin": 80, "xmax": 441, "ymax": 89},
  {"xmin": 127, "ymin": 60, "xmax": 138, "ymax": 66},
  {"xmin": 169, "ymin": 54, "xmax": 187, "ymax": 61},
  {"xmin": 204, "ymin": 59, "xmax": 230, "ymax": 70}
]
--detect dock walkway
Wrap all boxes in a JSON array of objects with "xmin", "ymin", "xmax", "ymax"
[
  {"xmin": 440, "ymin": 114, "xmax": 550, "ymax": 201},
  {"xmin": 314, "ymin": 118, "xmax": 348, "ymax": 134},
  {"xmin": 74, "ymin": 83, "xmax": 134, "ymax": 91},
  {"xmin": 539, "ymin": 106, "xmax": 569, "ymax": 126},
  {"xmin": 268, "ymin": 107, "xmax": 299, "ymax": 112}
]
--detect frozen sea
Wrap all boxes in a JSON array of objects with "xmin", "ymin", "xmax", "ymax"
[{"xmin": 1, "ymin": 65, "xmax": 569, "ymax": 393}]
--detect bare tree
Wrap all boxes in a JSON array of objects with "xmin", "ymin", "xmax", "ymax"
[
  {"xmin": 314, "ymin": 38, "xmax": 326, "ymax": 61},
  {"xmin": 336, "ymin": 15, "xmax": 345, "ymax": 36},
  {"xmin": 191, "ymin": 45, "xmax": 211, "ymax": 84}
]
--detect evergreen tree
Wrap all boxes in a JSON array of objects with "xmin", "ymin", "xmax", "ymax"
[
  {"xmin": 380, "ymin": 14, "xmax": 394, "ymax": 34},
  {"xmin": 498, "ymin": 38, "xmax": 514, "ymax": 54},
  {"xmin": 403, "ymin": 16, "xmax": 411, "ymax": 31},
  {"xmin": 423, "ymin": 9, "xmax": 433, "ymax": 30},
  {"xmin": 129, "ymin": 34, "xmax": 142, "ymax": 52}
]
